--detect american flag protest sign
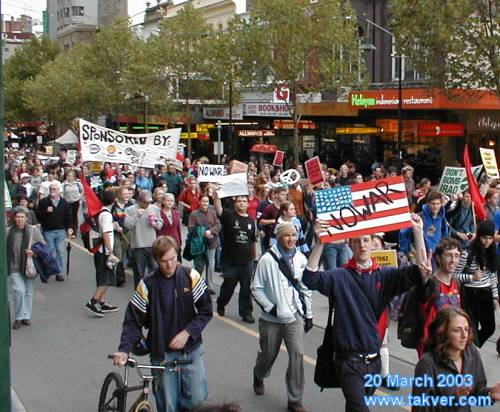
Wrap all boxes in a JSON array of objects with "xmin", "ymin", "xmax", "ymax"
[{"xmin": 317, "ymin": 176, "xmax": 412, "ymax": 242}]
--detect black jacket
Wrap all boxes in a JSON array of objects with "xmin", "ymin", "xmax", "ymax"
[{"xmin": 36, "ymin": 196, "xmax": 72, "ymax": 231}]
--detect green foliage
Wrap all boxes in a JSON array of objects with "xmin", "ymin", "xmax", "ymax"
[
  {"xmin": 3, "ymin": 35, "xmax": 60, "ymax": 122},
  {"xmin": 390, "ymin": 0, "xmax": 499, "ymax": 91}
]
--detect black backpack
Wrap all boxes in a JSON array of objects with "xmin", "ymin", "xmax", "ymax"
[{"xmin": 397, "ymin": 253, "xmax": 473, "ymax": 348}]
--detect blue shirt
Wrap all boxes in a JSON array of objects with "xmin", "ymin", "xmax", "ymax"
[{"xmin": 494, "ymin": 210, "xmax": 500, "ymax": 255}]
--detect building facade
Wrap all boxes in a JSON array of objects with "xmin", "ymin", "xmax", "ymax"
[{"xmin": 98, "ymin": 0, "xmax": 128, "ymax": 27}]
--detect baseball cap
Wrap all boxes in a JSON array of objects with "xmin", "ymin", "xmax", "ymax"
[{"xmin": 20, "ymin": 172, "xmax": 31, "ymax": 179}]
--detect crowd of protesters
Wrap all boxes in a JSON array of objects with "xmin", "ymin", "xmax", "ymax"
[{"xmin": 5, "ymin": 144, "xmax": 500, "ymax": 412}]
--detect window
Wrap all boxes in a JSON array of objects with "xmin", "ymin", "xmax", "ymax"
[
  {"xmin": 64, "ymin": 7, "xmax": 69, "ymax": 18},
  {"xmin": 72, "ymin": 6, "xmax": 84, "ymax": 16},
  {"xmin": 391, "ymin": 40, "xmax": 423, "ymax": 81}
]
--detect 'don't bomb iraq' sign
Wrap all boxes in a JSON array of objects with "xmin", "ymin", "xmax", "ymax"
[{"xmin": 437, "ymin": 165, "xmax": 483, "ymax": 195}]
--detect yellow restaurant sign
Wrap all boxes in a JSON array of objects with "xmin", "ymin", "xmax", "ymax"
[
  {"xmin": 181, "ymin": 132, "xmax": 198, "ymax": 139},
  {"xmin": 336, "ymin": 127, "xmax": 381, "ymax": 135},
  {"xmin": 371, "ymin": 250, "xmax": 398, "ymax": 267}
]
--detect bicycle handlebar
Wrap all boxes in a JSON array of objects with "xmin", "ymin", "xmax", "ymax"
[{"xmin": 107, "ymin": 354, "xmax": 193, "ymax": 369}]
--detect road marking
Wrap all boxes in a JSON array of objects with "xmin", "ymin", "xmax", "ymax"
[
  {"xmin": 214, "ymin": 313, "xmax": 410, "ymax": 410},
  {"xmin": 70, "ymin": 238, "xmax": 408, "ymax": 409}
]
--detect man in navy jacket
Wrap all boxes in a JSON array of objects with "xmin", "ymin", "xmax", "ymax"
[{"xmin": 303, "ymin": 214, "xmax": 430, "ymax": 412}]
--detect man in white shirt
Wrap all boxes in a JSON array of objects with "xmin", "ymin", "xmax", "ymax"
[{"xmin": 85, "ymin": 190, "xmax": 120, "ymax": 317}]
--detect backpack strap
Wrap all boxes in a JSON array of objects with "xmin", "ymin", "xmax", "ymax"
[{"xmin": 268, "ymin": 249, "xmax": 307, "ymax": 315}]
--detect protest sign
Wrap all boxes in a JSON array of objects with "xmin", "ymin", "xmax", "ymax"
[
  {"xmin": 371, "ymin": 250, "xmax": 398, "ymax": 267},
  {"xmin": 479, "ymin": 148, "xmax": 499, "ymax": 178},
  {"xmin": 66, "ymin": 150, "xmax": 77, "ymax": 164},
  {"xmin": 437, "ymin": 165, "xmax": 483, "ymax": 195},
  {"xmin": 215, "ymin": 172, "xmax": 249, "ymax": 198},
  {"xmin": 273, "ymin": 150, "xmax": 285, "ymax": 167},
  {"xmin": 230, "ymin": 160, "xmax": 248, "ymax": 174},
  {"xmin": 79, "ymin": 118, "xmax": 181, "ymax": 167},
  {"xmin": 304, "ymin": 156, "xmax": 324, "ymax": 185},
  {"xmin": 316, "ymin": 176, "xmax": 412, "ymax": 243},
  {"xmin": 4, "ymin": 181, "xmax": 12, "ymax": 209},
  {"xmin": 89, "ymin": 162, "xmax": 103, "ymax": 173},
  {"xmin": 197, "ymin": 164, "xmax": 227, "ymax": 183}
]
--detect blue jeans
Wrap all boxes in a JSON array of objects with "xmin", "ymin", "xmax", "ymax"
[
  {"xmin": 10, "ymin": 272, "xmax": 36, "ymax": 321},
  {"xmin": 43, "ymin": 229, "xmax": 66, "ymax": 274},
  {"xmin": 131, "ymin": 247, "xmax": 157, "ymax": 287},
  {"xmin": 322, "ymin": 242, "xmax": 352, "ymax": 271},
  {"xmin": 152, "ymin": 345, "xmax": 208, "ymax": 412}
]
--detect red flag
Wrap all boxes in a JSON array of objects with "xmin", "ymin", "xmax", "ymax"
[
  {"xmin": 463, "ymin": 144, "xmax": 487, "ymax": 221},
  {"xmin": 79, "ymin": 172, "xmax": 103, "ymax": 218}
]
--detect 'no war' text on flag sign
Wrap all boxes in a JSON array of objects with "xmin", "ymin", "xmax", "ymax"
[{"xmin": 316, "ymin": 176, "xmax": 412, "ymax": 242}]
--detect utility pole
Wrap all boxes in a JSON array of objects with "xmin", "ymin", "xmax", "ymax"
[{"xmin": 0, "ymin": 5, "xmax": 13, "ymax": 411}]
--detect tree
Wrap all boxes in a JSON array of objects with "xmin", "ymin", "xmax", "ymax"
[
  {"xmin": 4, "ymin": 36, "xmax": 60, "ymax": 122},
  {"xmin": 23, "ymin": 43, "xmax": 106, "ymax": 129},
  {"xmin": 149, "ymin": 3, "xmax": 219, "ymax": 157},
  {"xmin": 237, "ymin": 0, "xmax": 361, "ymax": 161},
  {"xmin": 390, "ymin": 0, "xmax": 499, "ymax": 91}
]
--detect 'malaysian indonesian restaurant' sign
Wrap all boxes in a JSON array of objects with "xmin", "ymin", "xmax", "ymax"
[{"xmin": 349, "ymin": 89, "xmax": 500, "ymax": 111}]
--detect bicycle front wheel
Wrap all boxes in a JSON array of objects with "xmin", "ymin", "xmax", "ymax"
[
  {"xmin": 133, "ymin": 399, "xmax": 154, "ymax": 412},
  {"xmin": 98, "ymin": 371, "xmax": 125, "ymax": 412}
]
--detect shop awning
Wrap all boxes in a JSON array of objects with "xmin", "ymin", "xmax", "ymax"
[
  {"xmin": 250, "ymin": 144, "xmax": 278, "ymax": 153},
  {"xmin": 55, "ymin": 129, "xmax": 78, "ymax": 144}
]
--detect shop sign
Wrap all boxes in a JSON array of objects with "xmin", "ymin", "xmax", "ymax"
[
  {"xmin": 302, "ymin": 135, "xmax": 315, "ymax": 150},
  {"xmin": 479, "ymin": 148, "xmax": 499, "ymax": 178},
  {"xmin": 181, "ymin": 132, "xmax": 198, "ymax": 139},
  {"xmin": 349, "ymin": 89, "xmax": 500, "ymax": 111},
  {"xmin": 243, "ymin": 103, "xmax": 291, "ymax": 118},
  {"xmin": 376, "ymin": 119, "xmax": 399, "ymax": 133},
  {"xmin": 336, "ymin": 127, "xmax": 380, "ymax": 135},
  {"xmin": 437, "ymin": 165, "xmax": 483, "ymax": 195},
  {"xmin": 418, "ymin": 123, "xmax": 464, "ymax": 137},
  {"xmin": 468, "ymin": 114, "xmax": 500, "ymax": 132},
  {"xmin": 238, "ymin": 130, "xmax": 276, "ymax": 137},
  {"xmin": 203, "ymin": 107, "xmax": 243, "ymax": 120},
  {"xmin": 273, "ymin": 120, "xmax": 316, "ymax": 129},
  {"xmin": 273, "ymin": 83, "xmax": 290, "ymax": 103}
]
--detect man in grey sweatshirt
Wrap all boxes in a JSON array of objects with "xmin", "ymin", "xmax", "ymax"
[{"xmin": 124, "ymin": 190, "xmax": 163, "ymax": 286}]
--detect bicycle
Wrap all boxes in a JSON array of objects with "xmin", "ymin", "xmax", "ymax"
[{"xmin": 98, "ymin": 354, "xmax": 192, "ymax": 412}]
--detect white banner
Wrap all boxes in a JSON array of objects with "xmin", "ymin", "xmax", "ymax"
[
  {"xmin": 79, "ymin": 118, "xmax": 181, "ymax": 167},
  {"xmin": 216, "ymin": 172, "xmax": 248, "ymax": 198},
  {"xmin": 197, "ymin": 164, "xmax": 227, "ymax": 183},
  {"xmin": 479, "ymin": 148, "xmax": 499, "ymax": 178}
]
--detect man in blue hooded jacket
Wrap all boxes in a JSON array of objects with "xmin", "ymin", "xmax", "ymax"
[{"xmin": 399, "ymin": 191, "xmax": 449, "ymax": 262}]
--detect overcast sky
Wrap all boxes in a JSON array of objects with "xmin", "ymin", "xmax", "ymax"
[{"xmin": 1, "ymin": 0, "xmax": 151, "ymax": 25}]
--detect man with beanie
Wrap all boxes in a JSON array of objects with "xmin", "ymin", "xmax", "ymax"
[{"xmin": 251, "ymin": 222, "xmax": 313, "ymax": 412}]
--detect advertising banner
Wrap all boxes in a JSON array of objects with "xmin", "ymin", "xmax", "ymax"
[{"xmin": 79, "ymin": 118, "xmax": 181, "ymax": 167}]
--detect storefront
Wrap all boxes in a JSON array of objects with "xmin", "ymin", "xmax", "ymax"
[{"xmin": 348, "ymin": 88, "xmax": 500, "ymax": 180}]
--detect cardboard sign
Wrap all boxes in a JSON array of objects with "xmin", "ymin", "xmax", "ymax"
[
  {"xmin": 371, "ymin": 250, "xmax": 398, "ymax": 267},
  {"xmin": 79, "ymin": 118, "xmax": 181, "ymax": 167},
  {"xmin": 316, "ymin": 176, "xmax": 412, "ymax": 243},
  {"xmin": 89, "ymin": 162, "xmax": 103, "ymax": 173},
  {"xmin": 66, "ymin": 150, "xmax": 77, "ymax": 165},
  {"xmin": 437, "ymin": 165, "xmax": 483, "ymax": 195},
  {"xmin": 45, "ymin": 146, "xmax": 53, "ymax": 155},
  {"xmin": 197, "ymin": 164, "xmax": 227, "ymax": 183},
  {"xmin": 479, "ymin": 148, "xmax": 499, "ymax": 178},
  {"xmin": 215, "ymin": 172, "xmax": 249, "ymax": 198},
  {"xmin": 4, "ymin": 181, "xmax": 12, "ymax": 209},
  {"xmin": 273, "ymin": 150, "xmax": 285, "ymax": 167},
  {"xmin": 230, "ymin": 160, "xmax": 248, "ymax": 174},
  {"xmin": 304, "ymin": 156, "xmax": 324, "ymax": 185}
]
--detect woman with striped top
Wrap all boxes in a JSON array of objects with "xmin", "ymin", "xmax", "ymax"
[
  {"xmin": 453, "ymin": 220, "xmax": 498, "ymax": 347},
  {"xmin": 269, "ymin": 201, "xmax": 310, "ymax": 256}
]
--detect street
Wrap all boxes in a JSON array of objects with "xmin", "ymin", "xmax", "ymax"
[{"xmin": 10, "ymin": 239, "xmax": 500, "ymax": 412}]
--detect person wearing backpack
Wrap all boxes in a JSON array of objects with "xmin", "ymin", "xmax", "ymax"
[
  {"xmin": 85, "ymin": 190, "xmax": 120, "ymax": 317},
  {"xmin": 414, "ymin": 237, "xmax": 480, "ymax": 358},
  {"xmin": 303, "ymin": 214, "xmax": 430, "ymax": 412}
]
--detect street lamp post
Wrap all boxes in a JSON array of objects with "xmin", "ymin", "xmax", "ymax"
[
  {"xmin": 216, "ymin": 120, "xmax": 222, "ymax": 164},
  {"xmin": 361, "ymin": 19, "xmax": 404, "ymax": 167}
]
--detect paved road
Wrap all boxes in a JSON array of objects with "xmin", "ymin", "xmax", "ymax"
[{"xmin": 9, "ymin": 238, "xmax": 500, "ymax": 411}]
